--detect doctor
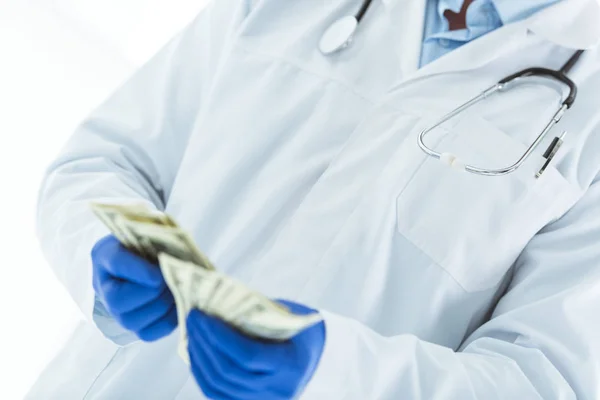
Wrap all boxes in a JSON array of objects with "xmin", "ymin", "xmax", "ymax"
[{"xmin": 33, "ymin": 0, "xmax": 600, "ymax": 398}]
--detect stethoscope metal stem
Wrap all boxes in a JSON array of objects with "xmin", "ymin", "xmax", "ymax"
[
  {"xmin": 417, "ymin": 50, "xmax": 583, "ymax": 178},
  {"xmin": 418, "ymin": 85, "xmax": 569, "ymax": 177},
  {"xmin": 356, "ymin": 0, "xmax": 373, "ymax": 22}
]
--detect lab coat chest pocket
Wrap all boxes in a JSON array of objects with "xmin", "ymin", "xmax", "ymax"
[{"xmin": 395, "ymin": 115, "xmax": 568, "ymax": 292}]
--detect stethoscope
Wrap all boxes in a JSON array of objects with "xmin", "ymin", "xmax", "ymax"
[{"xmin": 319, "ymin": 0, "xmax": 585, "ymax": 178}]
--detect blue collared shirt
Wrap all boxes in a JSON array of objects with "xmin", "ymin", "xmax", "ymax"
[{"xmin": 420, "ymin": 0, "xmax": 561, "ymax": 67}]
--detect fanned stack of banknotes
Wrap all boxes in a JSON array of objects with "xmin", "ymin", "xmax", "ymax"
[{"xmin": 90, "ymin": 202, "xmax": 322, "ymax": 363}]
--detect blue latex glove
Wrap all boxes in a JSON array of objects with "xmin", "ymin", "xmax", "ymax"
[
  {"xmin": 91, "ymin": 235, "xmax": 177, "ymax": 341},
  {"xmin": 187, "ymin": 300, "xmax": 326, "ymax": 400}
]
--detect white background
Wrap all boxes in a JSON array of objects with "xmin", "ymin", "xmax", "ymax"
[{"xmin": 0, "ymin": 0, "xmax": 207, "ymax": 397}]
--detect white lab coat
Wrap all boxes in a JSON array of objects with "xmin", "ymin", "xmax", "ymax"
[{"xmin": 31, "ymin": 0, "xmax": 600, "ymax": 398}]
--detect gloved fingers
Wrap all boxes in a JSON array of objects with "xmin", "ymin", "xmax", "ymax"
[
  {"xmin": 187, "ymin": 309, "xmax": 285, "ymax": 373},
  {"xmin": 135, "ymin": 304, "xmax": 178, "ymax": 342},
  {"xmin": 188, "ymin": 335, "xmax": 260, "ymax": 399},
  {"xmin": 91, "ymin": 235, "xmax": 164, "ymax": 288},
  {"xmin": 187, "ymin": 319, "xmax": 271, "ymax": 390},
  {"xmin": 189, "ymin": 345, "xmax": 239, "ymax": 400},
  {"xmin": 100, "ymin": 278, "xmax": 166, "ymax": 314},
  {"xmin": 92, "ymin": 259, "xmax": 105, "ymax": 295},
  {"xmin": 115, "ymin": 287, "xmax": 176, "ymax": 331}
]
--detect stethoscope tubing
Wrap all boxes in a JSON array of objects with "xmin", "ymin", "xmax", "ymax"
[
  {"xmin": 319, "ymin": 1, "xmax": 586, "ymax": 178},
  {"xmin": 417, "ymin": 50, "xmax": 585, "ymax": 177}
]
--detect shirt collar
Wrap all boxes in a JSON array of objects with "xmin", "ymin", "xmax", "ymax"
[
  {"xmin": 490, "ymin": 0, "xmax": 561, "ymax": 25},
  {"xmin": 428, "ymin": 0, "xmax": 501, "ymax": 43},
  {"xmin": 430, "ymin": 0, "xmax": 600, "ymax": 49},
  {"xmin": 436, "ymin": 0, "xmax": 562, "ymax": 27}
]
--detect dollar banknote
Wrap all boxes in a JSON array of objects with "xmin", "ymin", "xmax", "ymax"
[
  {"xmin": 90, "ymin": 202, "xmax": 148, "ymax": 257},
  {"xmin": 158, "ymin": 254, "xmax": 323, "ymax": 343},
  {"xmin": 160, "ymin": 256, "xmax": 197, "ymax": 364},
  {"xmin": 91, "ymin": 201, "xmax": 322, "ymax": 365},
  {"xmin": 90, "ymin": 202, "xmax": 214, "ymax": 270}
]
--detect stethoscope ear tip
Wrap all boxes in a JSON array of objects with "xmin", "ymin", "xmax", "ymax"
[{"xmin": 319, "ymin": 15, "xmax": 358, "ymax": 55}]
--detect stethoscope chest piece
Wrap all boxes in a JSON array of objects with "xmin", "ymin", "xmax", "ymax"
[{"xmin": 319, "ymin": 16, "xmax": 358, "ymax": 55}]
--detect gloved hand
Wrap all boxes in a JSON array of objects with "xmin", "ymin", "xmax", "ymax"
[
  {"xmin": 91, "ymin": 235, "xmax": 177, "ymax": 341},
  {"xmin": 186, "ymin": 299, "xmax": 326, "ymax": 400}
]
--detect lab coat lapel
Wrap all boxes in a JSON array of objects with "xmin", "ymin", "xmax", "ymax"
[
  {"xmin": 527, "ymin": 0, "xmax": 600, "ymax": 50},
  {"xmin": 380, "ymin": 0, "xmax": 427, "ymax": 76}
]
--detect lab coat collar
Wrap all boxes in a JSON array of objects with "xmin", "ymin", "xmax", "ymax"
[
  {"xmin": 526, "ymin": 0, "xmax": 600, "ymax": 49},
  {"xmin": 381, "ymin": 0, "xmax": 600, "ymax": 88},
  {"xmin": 381, "ymin": 0, "xmax": 600, "ymax": 50}
]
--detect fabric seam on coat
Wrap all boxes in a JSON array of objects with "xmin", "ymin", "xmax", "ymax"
[
  {"xmin": 82, "ymin": 347, "xmax": 123, "ymax": 400},
  {"xmin": 233, "ymin": 43, "xmax": 381, "ymax": 104}
]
